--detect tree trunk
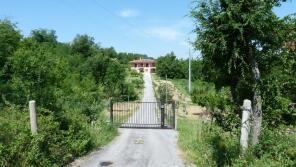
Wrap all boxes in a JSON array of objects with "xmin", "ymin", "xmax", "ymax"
[
  {"xmin": 231, "ymin": 41, "xmax": 240, "ymax": 105},
  {"xmin": 230, "ymin": 83, "xmax": 239, "ymax": 105},
  {"xmin": 249, "ymin": 47, "xmax": 262, "ymax": 146}
]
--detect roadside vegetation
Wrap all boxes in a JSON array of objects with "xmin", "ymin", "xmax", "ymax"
[
  {"xmin": 178, "ymin": 118, "xmax": 295, "ymax": 167},
  {"xmin": 151, "ymin": 74, "xmax": 174, "ymax": 104},
  {"xmin": 156, "ymin": 1, "xmax": 295, "ymax": 166},
  {"xmin": 0, "ymin": 20, "xmax": 145, "ymax": 166}
]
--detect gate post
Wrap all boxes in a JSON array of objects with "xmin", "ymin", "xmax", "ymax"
[
  {"xmin": 110, "ymin": 100, "xmax": 113, "ymax": 123},
  {"xmin": 29, "ymin": 100, "xmax": 38, "ymax": 135},
  {"xmin": 161, "ymin": 104, "xmax": 165, "ymax": 128},
  {"xmin": 240, "ymin": 99, "xmax": 251, "ymax": 153},
  {"xmin": 172, "ymin": 101, "xmax": 176, "ymax": 130}
]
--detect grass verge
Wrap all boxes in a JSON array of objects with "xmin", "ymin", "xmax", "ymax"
[
  {"xmin": 170, "ymin": 79, "xmax": 190, "ymax": 97},
  {"xmin": 178, "ymin": 117, "xmax": 296, "ymax": 167}
]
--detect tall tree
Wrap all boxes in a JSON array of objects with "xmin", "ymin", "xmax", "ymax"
[
  {"xmin": 191, "ymin": 0, "xmax": 285, "ymax": 145},
  {"xmin": 31, "ymin": 29, "xmax": 57, "ymax": 44},
  {"xmin": 0, "ymin": 20, "xmax": 21, "ymax": 104},
  {"xmin": 156, "ymin": 52, "xmax": 185, "ymax": 79},
  {"xmin": 104, "ymin": 59, "xmax": 126, "ymax": 98},
  {"xmin": 71, "ymin": 34, "xmax": 96, "ymax": 57}
]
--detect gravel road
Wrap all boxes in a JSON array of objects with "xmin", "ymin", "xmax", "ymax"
[{"xmin": 71, "ymin": 72, "xmax": 186, "ymax": 167}]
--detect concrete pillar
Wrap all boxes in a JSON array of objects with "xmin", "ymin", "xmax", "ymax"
[
  {"xmin": 240, "ymin": 99, "xmax": 251, "ymax": 152},
  {"xmin": 29, "ymin": 100, "xmax": 38, "ymax": 134}
]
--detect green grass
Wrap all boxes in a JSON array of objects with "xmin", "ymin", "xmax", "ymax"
[
  {"xmin": 170, "ymin": 79, "xmax": 190, "ymax": 96},
  {"xmin": 178, "ymin": 118, "xmax": 240, "ymax": 166},
  {"xmin": 89, "ymin": 112, "xmax": 118, "ymax": 147},
  {"xmin": 177, "ymin": 118, "xmax": 296, "ymax": 167}
]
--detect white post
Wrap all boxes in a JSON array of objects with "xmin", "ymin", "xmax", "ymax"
[
  {"xmin": 29, "ymin": 100, "xmax": 38, "ymax": 134},
  {"xmin": 240, "ymin": 99, "xmax": 251, "ymax": 152}
]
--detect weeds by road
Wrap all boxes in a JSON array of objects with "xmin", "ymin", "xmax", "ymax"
[{"xmin": 178, "ymin": 116, "xmax": 296, "ymax": 167}]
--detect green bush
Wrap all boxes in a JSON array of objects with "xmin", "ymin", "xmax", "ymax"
[
  {"xmin": 191, "ymin": 81, "xmax": 239, "ymax": 131},
  {"xmin": 130, "ymin": 70, "xmax": 143, "ymax": 78},
  {"xmin": 178, "ymin": 118, "xmax": 296, "ymax": 167},
  {"xmin": 253, "ymin": 128, "xmax": 296, "ymax": 166},
  {"xmin": 157, "ymin": 83, "xmax": 173, "ymax": 103},
  {"xmin": 119, "ymin": 83, "xmax": 139, "ymax": 101},
  {"xmin": 0, "ymin": 105, "xmax": 116, "ymax": 167},
  {"xmin": 261, "ymin": 74, "xmax": 296, "ymax": 126},
  {"xmin": 0, "ymin": 19, "xmax": 137, "ymax": 166},
  {"xmin": 178, "ymin": 118, "xmax": 240, "ymax": 167},
  {"xmin": 131, "ymin": 77, "xmax": 144, "ymax": 89},
  {"xmin": 191, "ymin": 80, "xmax": 215, "ymax": 105}
]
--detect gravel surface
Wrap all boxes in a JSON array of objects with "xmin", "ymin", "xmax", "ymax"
[{"xmin": 71, "ymin": 72, "xmax": 186, "ymax": 167}]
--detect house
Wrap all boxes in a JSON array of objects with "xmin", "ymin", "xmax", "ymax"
[{"xmin": 130, "ymin": 58, "xmax": 156, "ymax": 73}]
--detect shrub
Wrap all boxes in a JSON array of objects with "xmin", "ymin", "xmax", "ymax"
[
  {"xmin": 131, "ymin": 77, "xmax": 144, "ymax": 89},
  {"xmin": 253, "ymin": 128, "xmax": 296, "ymax": 166},
  {"xmin": 178, "ymin": 118, "xmax": 296, "ymax": 167},
  {"xmin": 157, "ymin": 83, "xmax": 173, "ymax": 103},
  {"xmin": 0, "ymin": 104, "xmax": 116, "ymax": 166},
  {"xmin": 191, "ymin": 81, "xmax": 239, "ymax": 131},
  {"xmin": 178, "ymin": 118, "xmax": 240, "ymax": 167}
]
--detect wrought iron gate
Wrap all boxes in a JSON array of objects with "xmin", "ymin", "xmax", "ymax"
[{"xmin": 109, "ymin": 101, "xmax": 176, "ymax": 129}]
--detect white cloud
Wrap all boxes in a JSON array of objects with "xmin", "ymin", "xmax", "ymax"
[
  {"xmin": 119, "ymin": 9, "xmax": 139, "ymax": 18},
  {"xmin": 146, "ymin": 27, "xmax": 183, "ymax": 41}
]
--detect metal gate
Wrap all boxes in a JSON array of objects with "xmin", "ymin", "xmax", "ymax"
[{"xmin": 109, "ymin": 101, "xmax": 176, "ymax": 129}]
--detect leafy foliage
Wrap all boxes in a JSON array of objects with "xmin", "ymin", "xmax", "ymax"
[
  {"xmin": 71, "ymin": 34, "xmax": 96, "ymax": 57},
  {"xmin": 0, "ymin": 19, "xmax": 144, "ymax": 166},
  {"xmin": 191, "ymin": 80, "xmax": 239, "ymax": 131},
  {"xmin": 0, "ymin": 20, "xmax": 21, "ymax": 105},
  {"xmin": 178, "ymin": 118, "xmax": 296, "ymax": 167},
  {"xmin": 157, "ymin": 83, "xmax": 173, "ymax": 104},
  {"xmin": 190, "ymin": 0, "xmax": 296, "ymax": 127},
  {"xmin": 176, "ymin": 1, "xmax": 295, "ymax": 166},
  {"xmin": 156, "ymin": 52, "xmax": 203, "ymax": 80},
  {"xmin": 31, "ymin": 29, "xmax": 57, "ymax": 44}
]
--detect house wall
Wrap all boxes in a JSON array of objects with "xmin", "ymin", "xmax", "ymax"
[{"xmin": 130, "ymin": 61, "xmax": 156, "ymax": 73}]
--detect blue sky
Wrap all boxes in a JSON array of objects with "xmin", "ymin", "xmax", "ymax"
[{"xmin": 0, "ymin": 0, "xmax": 295, "ymax": 59}]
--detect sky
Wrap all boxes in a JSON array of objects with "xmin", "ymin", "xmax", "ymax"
[{"xmin": 0, "ymin": 0, "xmax": 295, "ymax": 59}]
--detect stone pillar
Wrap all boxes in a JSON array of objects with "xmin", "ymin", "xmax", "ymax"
[
  {"xmin": 240, "ymin": 99, "xmax": 251, "ymax": 152},
  {"xmin": 29, "ymin": 100, "xmax": 38, "ymax": 134}
]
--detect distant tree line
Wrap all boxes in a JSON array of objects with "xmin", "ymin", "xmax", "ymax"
[{"xmin": 156, "ymin": 52, "xmax": 203, "ymax": 80}]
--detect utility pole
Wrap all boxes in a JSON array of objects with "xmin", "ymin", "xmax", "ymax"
[{"xmin": 188, "ymin": 47, "xmax": 192, "ymax": 93}]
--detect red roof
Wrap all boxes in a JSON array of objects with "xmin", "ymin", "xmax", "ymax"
[{"xmin": 130, "ymin": 59, "xmax": 155, "ymax": 63}]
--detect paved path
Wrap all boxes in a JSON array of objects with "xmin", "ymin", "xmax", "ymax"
[
  {"xmin": 71, "ymin": 72, "xmax": 185, "ymax": 167},
  {"xmin": 122, "ymin": 72, "xmax": 159, "ymax": 128}
]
